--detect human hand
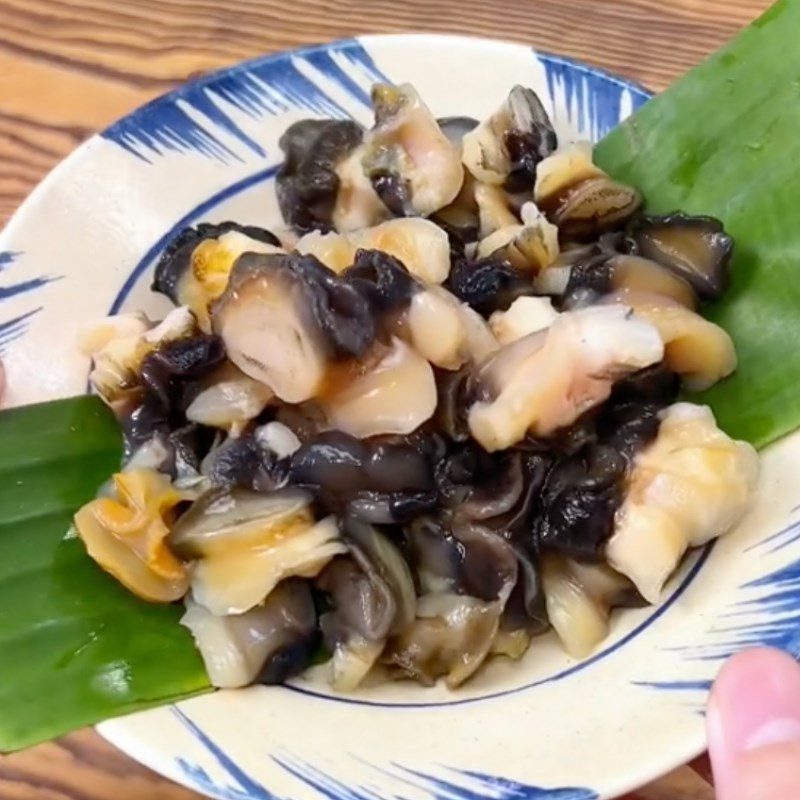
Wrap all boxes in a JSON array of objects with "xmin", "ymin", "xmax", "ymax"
[{"xmin": 707, "ymin": 647, "xmax": 800, "ymax": 800}]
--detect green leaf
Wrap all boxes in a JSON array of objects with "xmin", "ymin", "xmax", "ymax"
[
  {"xmin": 0, "ymin": 396, "xmax": 209, "ymax": 752},
  {"xmin": 595, "ymin": 0, "xmax": 800, "ymax": 449}
]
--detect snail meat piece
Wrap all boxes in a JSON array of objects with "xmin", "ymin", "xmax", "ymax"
[
  {"xmin": 320, "ymin": 337, "xmax": 437, "ymax": 438},
  {"xmin": 201, "ymin": 425, "xmax": 289, "ymax": 493},
  {"xmin": 625, "ymin": 213, "xmax": 733, "ymax": 303},
  {"xmin": 297, "ymin": 216, "xmax": 452, "ymax": 284},
  {"xmin": 139, "ymin": 333, "xmax": 226, "ymax": 409},
  {"xmin": 606, "ymin": 403, "xmax": 758, "ymax": 604},
  {"xmin": 476, "ymin": 202, "xmax": 560, "ymax": 274},
  {"xmin": 535, "ymin": 143, "xmax": 641, "ymax": 239},
  {"xmin": 362, "ymin": 83, "xmax": 464, "ymax": 218},
  {"xmin": 605, "ymin": 290, "xmax": 736, "ymax": 391},
  {"xmin": 170, "ymin": 487, "xmax": 346, "ymax": 614},
  {"xmin": 563, "ymin": 249, "xmax": 697, "ymax": 310},
  {"xmin": 489, "ymin": 296, "xmax": 559, "ymax": 344},
  {"xmin": 181, "ymin": 579, "xmax": 318, "ymax": 688},
  {"xmin": 153, "ymin": 222, "xmax": 283, "ymax": 329},
  {"xmin": 316, "ymin": 520, "xmax": 416, "ymax": 690},
  {"xmin": 185, "ymin": 361, "xmax": 274, "ymax": 434},
  {"xmin": 467, "ymin": 304, "xmax": 664, "ymax": 451},
  {"xmin": 474, "ymin": 183, "xmax": 520, "ymax": 238},
  {"xmin": 74, "ymin": 469, "xmax": 194, "ymax": 603},
  {"xmin": 277, "ymin": 119, "xmax": 365, "ymax": 233},
  {"xmin": 463, "ymin": 86, "xmax": 557, "ymax": 190},
  {"xmin": 213, "ymin": 252, "xmax": 376, "ymax": 403},
  {"xmin": 288, "ymin": 430, "xmax": 436, "ymax": 524},
  {"xmin": 446, "ymin": 255, "xmax": 539, "ymax": 317},
  {"xmin": 537, "ymin": 444, "xmax": 627, "ymax": 560},
  {"xmin": 384, "ymin": 593, "xmax": 501, "ymax": 688},
  {"xmin": 84, "ymin": 306, "xmax": 200, "ymax": 414},
  {"xmin": 541, "ymin": 554, "xmax": 638, "ymax": 657}
]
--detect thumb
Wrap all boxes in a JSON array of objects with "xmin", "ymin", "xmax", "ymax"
[{"xmin": 707, "ymin": 647, "xmax": 800, "ymax": 800}]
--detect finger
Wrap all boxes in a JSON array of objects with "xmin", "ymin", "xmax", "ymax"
[
  {"xmin": 728, "ymin": 742, "xmax": 800, "ymax": 800},
  {"xmin": 708, "ymin": 647, "xmax": 800, "ymax": 800}
]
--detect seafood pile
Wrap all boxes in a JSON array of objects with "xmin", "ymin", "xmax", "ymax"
[{"xmin": 75, "ymin": 83, "xmax": 758, "ymax": 691}]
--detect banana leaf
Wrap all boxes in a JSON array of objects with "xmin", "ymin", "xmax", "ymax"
[
  {"xmin": 595, "ymin": 0, "xmax": 800, "ymax": 448},
  {"xmin": 0, "ymin": 396, "xmax": 209, "ymax": 751},
  {"xmin": 0, "ymin": 0, "xmax": 797, "ymax": 753}
]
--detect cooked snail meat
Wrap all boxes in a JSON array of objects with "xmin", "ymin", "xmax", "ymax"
[
  {"xmin": 446, "ymin": 255, "xmax": 539, "ymax": 317},
  {"xmin": 563, "ymin": 249, "xmax": 697, "ymax": 309},
  {"xmin": 277, "ymin": 119, "xmax": 365, "ymax": 233},
  {"xmin": 463, "ymin": 85, "xmax": 557, "ymax": 190},
  {"xmin": 489, "ymin": 296, "xmax": 559, "ymax": 344},
  {"xmin": 297, "ymin": 217, "xmax": 452, "ymax": 284},
  {"xmin": 625, "ymin": 213, "xmax": 733, "ymax": 302},
  {"xmin": 320, "ymin": 337, "xmax": 437, "ymax": 438},
  {"xmin": 201, "ymin": 425, "xmax": 289, "ymax": 492},
  {"xmin": 535, "ymin": 143, "xmax": 641, "ymax": 238},
  {"xmin": 474, "ymin": 183, "xmax": 520, "ymax": 238},
  {"xmin": 605, "ymin": 290, "xmax": 736, "ymax": 391},
  {"xmin": 74, "ymin": 469, "xmax": 193, "ymax": 603},
  {"xmin": 84, "ymin": 307, "xmax": 200, "ymax": 414},
  {"xmin": 606, "ymin": 403, "xmax": 758, "ymax": 603},
  {"xmin": 152, "ymin": 223, "xmax": 283, "ymax": 329},
  {"xmin": 170, "ymin": 487, "xmax": 346, "ymax": 614},
  {"xmin": 181, "ymin": 579, "xmax": 318, "ymax": 688},
  {"xmin": 477, "ymin": 202, "xmax": 560, "ymax": 274},
  {"xmin": 185, "ymin": 362, "xmax": 274, "ymax": 434},
  {"xmin": 467, "ymin": 304, "xmax": 664, "ymax": 451},
  {"xmin": 213, "ymin": 252, "xmax": 376, "ymax": 403},
  {"xmin": 541, "ymin": 554, "xmax": 638, "ymax": 657},
  {"xmin": 363, "ymin": 83, "xmax": 464, "ymax": 218},
  {"xmin": 316, "ymin": 520, "xmax": 416, "ymax": 690},
  {"xmin": 384, "ymin": 593, "xmax": 501, "ymax": 688},
  {"xmin": 288, "ymin": 430, "xmax": 436, "ymax": 524}
]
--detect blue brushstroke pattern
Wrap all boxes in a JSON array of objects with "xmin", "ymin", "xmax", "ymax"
[
  {"xmin": 0, "ymin": 251, "xmax": 19, "ymax": 270},
  {"xmin": 276, "ymin": 754, "xmax": 598, "ymax": 800},
  {"xmin": 700, "ymin": 565, "xmax": 800, "ymax": 659},
  {"xmin": 0, "ymin": 252, "xmax": 59, "ymax": 353},
  {"xmin": 174, "ymin": 707, "xmax": 597, "ymax": 800},
  {"xmin": 274, "ymin": 755, "xmax": 384, "ymax": 800},
  {"xmin": 641, "ymin": 509, "xmax": 800, "ymax": 696},
  {"xmin": 679, "ymin": 517, "xmax": 800, "ymax": 661},
  {"xmin": 634, "ymin": 680, "xmax": 713, "ymax": 693},
  {"xmin": 177, "ymin": 760, "xmax": 263, "ymax": 800},
  {"xmin": 746, "ymin": 514, "xmax": 800, "ymax": 554},
  {"xmin": 541, "ymin": 53, "xmax": 650, "ymax": 141},
  {"xmin": 102, "ymin": 40, "xmax": 389, "ymax": 162},
  {"xmin": 173, "ymin": 708, "xmax": 282, "ymax": 800},
  {"xmin": 399, "ymin": 766, "xmax": 597, "ymax": 800},
  {"xmin": 0, "ymin": 308, "xmax": 41, "ymax": 350},
  {"xmin": 0, "ymin": 275, "xmax": 59, "ymax": 301}
]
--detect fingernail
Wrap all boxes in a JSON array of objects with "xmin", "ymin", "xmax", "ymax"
[{"xmin": 708, "ymin": 648, "xmax": 800, "ymax": 797}]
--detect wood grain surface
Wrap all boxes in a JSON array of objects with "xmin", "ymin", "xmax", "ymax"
[{"xmin": 0, "ymin": 0, "xmax": 772, "ymax": 797}]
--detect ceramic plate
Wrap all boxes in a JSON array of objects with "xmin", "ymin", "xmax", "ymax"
[{"xmin": 1, "ymin": 33, "xmax": 799, "ymax": 800}]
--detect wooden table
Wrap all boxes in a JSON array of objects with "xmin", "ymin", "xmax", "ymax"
[{"xmin": 0, "ymin": 0, "xmax": 772, "ymax": 797}]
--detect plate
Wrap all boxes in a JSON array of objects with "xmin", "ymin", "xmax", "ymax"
[{"xmin": 2, "ymin": 32, "xmax": 799, "ymax": 800}]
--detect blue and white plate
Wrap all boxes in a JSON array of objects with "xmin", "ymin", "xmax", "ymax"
[{"xmin": 1, "ymin": 33, "xmax": 799, "ymax": 800}]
